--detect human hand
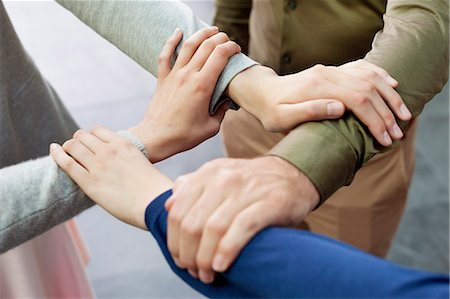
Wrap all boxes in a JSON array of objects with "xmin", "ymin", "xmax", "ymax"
[
  {"xmin": 164, "ymin": 156, "xmax": 318, "ymax": 283},
  {"xmin": 227, "ymin": 60, "xmax": 412, "ymax": 146},
  {"xmin": 129, "ymin": 26, "xmax": 241, "ymax": 163},
  {"xmin": 49, "ymin": 127, "xmax": 173, "ymax": 230}
]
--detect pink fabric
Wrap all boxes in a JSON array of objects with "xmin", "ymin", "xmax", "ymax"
[{"xmin": 0, "ymin": 220, "xmax": 94, "ymax": 298}]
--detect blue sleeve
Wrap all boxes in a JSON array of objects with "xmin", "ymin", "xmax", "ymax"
[{"xmin": 145, "ymin": 190, "xmax": 449, "ymax": 299}]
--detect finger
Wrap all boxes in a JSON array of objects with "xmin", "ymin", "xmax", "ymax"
[
  {"xmin": 340, "ymin": 67, "xmax": 411, "ymax": 122},
  {"xmin": 322, "ymin": 72, "xmax": 392, "ymax": 146},
  {"xmin": 177, "ymin": 187, "xmax": 229, "ymax": 281},
  {"xmin": 73, "ymin": 129, "xmax": 104, "ymax": 154},
  {"xmin": 90, "ymin": 126, "xmax": 117, "ymax": 143},
  {"xmin": 158, "ymin": 28, "xmax": 183, "ymax": 78},
  {"xmin": 167, "ymin": 176, "xmax": 205, "ymax": 265},
  {"xmin": 212, "ymin": 201, "xmax": 280, "ymax": 273},
  {"xmin": 173, "ymin": 26, "xmax": 219, "ymax": 69},
  {"xmin": 211, "ymin": 101, "xmax": 231, "ymax": 124},
  {"xmin": 187, "ymin": 32, "xmax": 230, "ymax": 70},
  {"xmin": 366, "ymin": 90, "xmax": 403, "ymax": 140},
  {"xmin": 62, "ymin": 139, "xmax": 96, "ymax": 169},
  {"xmin": 50, "ymin": 143, "xmax": 88, "ymax": 184},
  {"xmin": 200, "ymin": 41, "xmax": 241, "ymax": 85},
  {"xmin": 271, "ymin": 100, "xmax": 345, "ymax": 132},
  {"xmin": 195, "ymin": 196, "xmax": 252, "ymax": 278},
  {"xmin": 355, "ymin": 60, "xmax": 399, "ymax": 87},
  {"xmin": 329, "ymin": 69, "xmax": 402, "ymax": 140},
  {"xmin": 165, "ymin": 178, "xmax": 185, "ymax": 211}
]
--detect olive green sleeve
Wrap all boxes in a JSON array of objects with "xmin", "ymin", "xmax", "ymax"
[
  {"xmin": 270, "ymin": 0, "xmax": 449, "ymax": 203},
  {"xmin": 213, "ymin": 0, "xmax": 252, "ymax": 54}
]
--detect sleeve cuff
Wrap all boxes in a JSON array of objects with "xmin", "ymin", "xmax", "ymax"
[
  {"xmin": 145, "ymin": 189, "xmax": 173, "ymax": 231},
  {"xmin": 209, "ymin": 53, "xmax": 258, "ymax": 114},
  {"xmin": 268, "ymin": 122, "xmax": 359, "ymax": 205}
]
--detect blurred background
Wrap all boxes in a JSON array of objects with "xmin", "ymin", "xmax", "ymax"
[{"xmin": 3, "ymin": 1, "xmax": 449, "ymax": 298}]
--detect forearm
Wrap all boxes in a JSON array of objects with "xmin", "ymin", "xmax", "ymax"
[
  {"xmin": 213, "ymin": 0, "xmax": 252, "ymax": 54},
  {"xmin": 0, "ymin": 156, "xmax": 94, "ymax": 253},
  {"xmin": 272, "ymin": 0, "xmax": 449, "ymax": 201},
  {"xmin": 56, "ymin": 0, "xmax": 257, "ymax": 114},
  {"xmin": 146, "ymin": 190, "xmax": 449, "ymax": 298}
]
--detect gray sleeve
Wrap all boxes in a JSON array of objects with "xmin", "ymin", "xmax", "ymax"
[
  {"xmin": 56, "ymin": 0, "xmax": 258, "ymax": 113},
  {"xmin": 0, "ymin": 157, "xmax": 94, "ymax": 254}
]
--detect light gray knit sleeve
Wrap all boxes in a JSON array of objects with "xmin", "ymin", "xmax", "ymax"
[
  {"xmin": 0, "ymin": 157, "xmax": 94, "ymax": 254},
  {"xmin": 55, "ymin": 0, "xmax": 258, "ymax": 114}
]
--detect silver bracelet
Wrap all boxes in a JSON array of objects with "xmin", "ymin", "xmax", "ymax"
[{"xmin": 117, "ymin": 130, "xmax": 149, "ymax": 159}]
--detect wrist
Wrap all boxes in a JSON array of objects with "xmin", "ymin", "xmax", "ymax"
[
  {"xmin": 264, "ymin": 155, "xmax": 320, "ymax": 212},
  {"xmin": 226, "ymin": 65, "xmax": 278, "ymax": 117},
  {"xmin": 128, "ymin": 120, "xmax": 176, "ymax": 163}
]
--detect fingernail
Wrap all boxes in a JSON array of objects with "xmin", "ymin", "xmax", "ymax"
[
  {"xmin": 400, "ymin": 104, "xmax": 412, "ymax": 119},
  {"xmin": 392, "ymin": 124, "xmax": 403, "ymax": 139},
  {"xmin": 327, "ymin": 102, "xmax": 343, "ymax": 116},
  {"xmin": 383, "ymin": 131, "xmax": 392, "ymax": 146},
  {"xmin": 188, "ymin": 269, "xmax": 198, "ymax": 279},
  {"xmin": 212, "ymin": 254, "xmax": 226, "ymax": 272},
  {"xmin": 211, "ymin": 26, "xmax": 219, "ymax": 31},
  {"xmin": 199, "ymin": 270, "xmax": 214, "ymax": 284},
  {"xmin": 385, "ymin": 75, "xmax": 398, "ymax": 86},
  {"xmin": 173, "ymin": 27, "xmax": 181, "ymax": 35},
  {"xmin": 49, "ymin": 143, "xmax": 59, "ymax": 151}
]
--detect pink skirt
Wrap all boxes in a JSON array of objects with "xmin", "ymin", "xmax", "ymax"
[{"xmin": 0, "ymin": 220, "xmax": 94, "ymax": 298}]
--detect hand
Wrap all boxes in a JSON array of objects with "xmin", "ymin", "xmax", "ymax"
[
  {"xmin": 227, "ymin": 60, "xmax": 412, "ymax": 146},
  {"xmin": 50, "ymin": 127, "xmax": 173, "ymax": 230},
  {"xmin": 164, "ymin": 156, "xmax": 319, "ymax": 283},
  {"xmin": 130, "ymin": 26, "xmax": 241, "ymax": 162}
]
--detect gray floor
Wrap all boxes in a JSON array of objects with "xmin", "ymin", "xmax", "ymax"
[{"xmin": 4, "ymin": 1, "xmax": 449, "ymax": 297}]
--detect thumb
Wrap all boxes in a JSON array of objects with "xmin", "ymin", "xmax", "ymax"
[
  {"xmin": 274, "ymin": 100, "xmax": 345, "ymax": 131},
  {"xmin": 212, "ymin": 101, "xmax": 231, "ymax": 124}
]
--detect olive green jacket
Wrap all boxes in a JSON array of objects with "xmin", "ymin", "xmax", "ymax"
[{"xmin": 214, "ymin": 0, "xmax": 449, "ymax": 202}]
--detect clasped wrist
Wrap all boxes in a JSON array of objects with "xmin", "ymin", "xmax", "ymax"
[
  {"xmin": 227, "ymin": 65, "xmax": 277, "ymax": 117},
  {"xmin": 264, "ymin": 155, "xmax": 320, "ymax": 212}
]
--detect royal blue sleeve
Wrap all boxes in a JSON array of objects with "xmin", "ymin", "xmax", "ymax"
[{"xmin": 145, "ymin": 190, "xmax": 449, "ymax": 298}]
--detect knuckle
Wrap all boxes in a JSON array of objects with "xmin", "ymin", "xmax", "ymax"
[
  {"xmin": 158, "ymin": 54, "xmax": 168, "ymax": 65},
  {"xmin": 104, "ymin": 146, "xmax": 117, "ymax": 156},
  {"xmin": 201, "ymin": 160, "xmax": 217, "ymax": 171},
  {"xmin": 90, "ymin": 125, "xmax": 103, "ymax": 135},
  {"xmin": 302, "ymin": 106, "xmax": 316, "ymax": 119},
  {"xmin": 216, "ymin": 32, "xmax": 229, "ymax": 41},
  {"xmin": 182, "ymin": 40, "xmax": 195, "ymax": 51},
  {"xmin": 214, "ymin": 44, "xmax": 230, "ymax": 57},
  {"xmin": 369, "ymin": 121, "xmax": 386, "ymax": 135},
  {"xmin": 235, "ymin": 213, "xmax": 257, "ymax": 232},
  {"xmin": 362, "ymin": 82, "xmax": 375, "ymax": 93},
  {"xmin": 62, "ymin": 139, "xmax": 75, "ymax": 150},
  {"xmin": 73, "ymin": 129, "xmax": 83, "ymax": 138},
  {"xmin": 181, "ymin": 219, "xmax": 202, "ymax": 238},
  {"xmin": 196, "ymin": 256, "xmax": 211, "ymax": 271},
  {"xmin": 194, "ymin": 81, "xmax": 208, "ymax": 94},
  {"xmin": 365, "ymin": 70, "xmax": 378, "ymax": 79},
  {"xmin": 217, "ymin": 242, "xmax": 237, "ymax": 260},
  {"xmin": 220, "ymin": 169, "xmax": 239, "ymax": 185},
  {"xmin": 201, "ymin": 39, "xmax": 216, "ymax": 51},
  {"xmin": 174, "ymin": 175, "xmax": 188, "ymax": 188},
  {"xmin": 60, "ymin": 157, "xmax": 74, "ymax": 171},
  {"xmin": 175, "ymin": 69, "xmax": 189, "ymax": 83},
  {"xmin": 354, "ymin": 94, "xmax": 370, "ymax": 105},
  {"xmin": 168, "ymin": 209, "xmax": 182, "ymax": 225},
  {"xmin": 205, "ymin": 218, "xmax": 227, "ymax": 236},
  {"xmin": 383, "ymin": 112, "xmax": 396, "ymax": 126},
  {"xmin": 312, "ymin": 64, "xmax": 325, "ymax": 72}
]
